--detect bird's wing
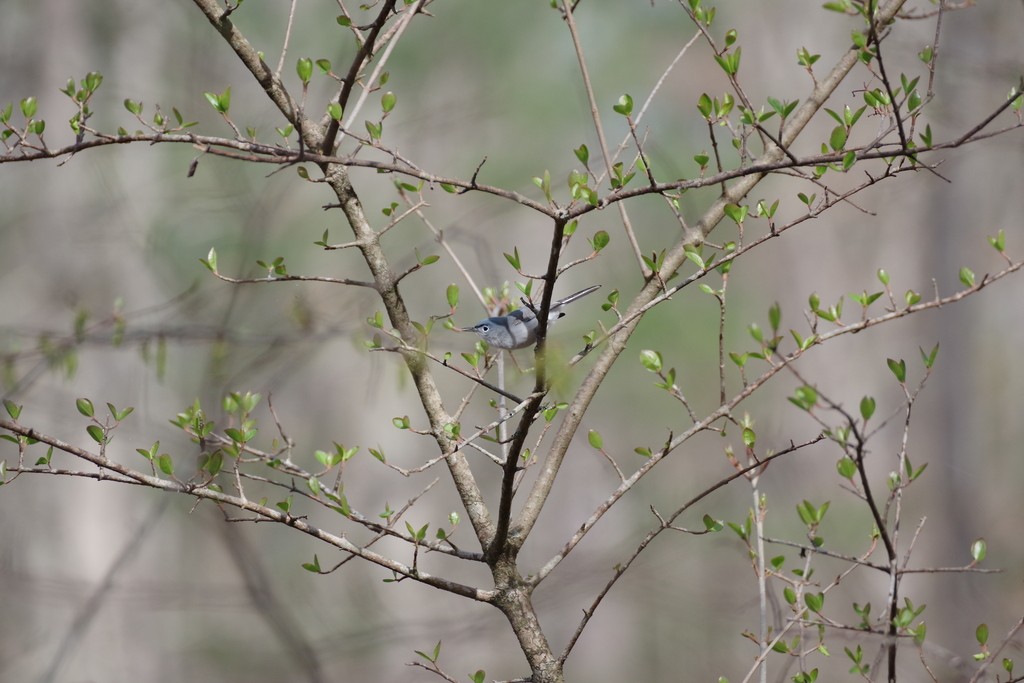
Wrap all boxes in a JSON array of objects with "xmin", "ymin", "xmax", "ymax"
[{"xmin": 506, "ymin": 309, "xmax": 536, "ymax": 347}]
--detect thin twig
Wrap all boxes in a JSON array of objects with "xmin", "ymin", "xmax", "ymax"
[
  {"xmin": 560, "ymin": 0, "xmax": 647, "ymax": 277},
  {"xmin": 274, "ymin": 0, "xmax": 300, "ymax": 80}
]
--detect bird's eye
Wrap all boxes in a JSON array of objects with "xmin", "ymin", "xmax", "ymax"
[{"xmin": 478, "ymin": 325, "xmax": 489, "ymax": 332}]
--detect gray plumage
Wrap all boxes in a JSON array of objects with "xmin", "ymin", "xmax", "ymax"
[{"xmin": 460, "ymin": 285, "xmax": 600, "ymax": 350}]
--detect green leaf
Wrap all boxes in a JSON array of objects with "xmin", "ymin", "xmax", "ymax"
[
  {"xmin": 612, "ymin": 93, "xmax": 634, "ymax": 116},
  {"xmin": 919, "ymin": 343, "xmax": 939, "ymax": 369},
  {"xmin": 533, "ymin": 169, "xmax": 553, "ymax": 202},
  {"xmin": 588, "ymin": 430, "xmax": 603, "ymax": 449},
  {"xmin": 200, "ymin": 247, "xmax": 218, "ymax": 273},
  {"xmin": 302, "ymin": 555, "xmax": 322, "ymax": 573},
  {"xmin": 796, "ymin": 46, "xmax": 820, "ymax": 67},
  {"xmin": 4, "ymin": 399, "xmax": 22, "ymax": 420},
  {"xmin": 723, "ymin": 203, "xmax": 747, "ymax": 225},
  {"xmin": 123, "ymin": 99, "xmax": 142, "ymax": 115},
  {"xmin": 977, "ymin": 623, "xmax": 989, "ymax": 645},
  {"xmin": 86, "ymin": 424, "xmax": 106, "ymax": 444},
  {"xmin": 327, "ymin": 102, "xmax": 343, "ymax": 121},
  {"xmin": 415, "ymin": 641, "xmax": 442, "ymax": 664},
  {"xmin": 639, "ymin": 349, "xmax": 662, "ymax": 372},
  {"xmin": 446, "ymin": 284, "xmax": 459, "ymax": 309},
  {"xmin": 791, "ymin": 330, "xmax": 817, "ymax": 351},
  {"xmin": 836, "ymin": 457, "xmax": 857, "ymax": 479},
  {"xmin": 84, "ymin": 71, "xmax": 103, "ymax": 92},
  {"xmin": 887, "ymin": 358, "xmax": 907, "ymax": 383},
  {"xmin": 696, "ymin": 92, "xmax": 712, "ymax": 118},
  {"xmin": 107, "ymin": 403, "xmax": 133, "ymax": 421},
  {"xmin": 851, "ymin": 290, "xmax": 882, "ymax": 307},
  {"xmin": 971, "ymin": 538, "xmax": 987, "ymax": 563},
  {"xmin": 574, "ymin": 144, "xmax": 589, "ymax": 164},
  {"xmin": 392, "ymin": 416, "xmax": 410, "ymax": 430},
  {"xmin": 296, "ymin": 57, "xmax": 313, "ymax": 84},
  {"xmin": 742, "ymin": 427, "xmax": 755, "ymax": 447},
  {"xmin": 830, "ymin": 125, "xmax": 848, "ymax": 151},
  {"xmin": 381, "ymin": 91, "xmax": 397, "ymax": 113},
  {"xmin": 204, "ymin": 451, "xmax": 223, "ymax": 476},
  {"xmin": 204, "ymin": 87, "xmax": 231, "ymax": 114},
  {"xmin": 805, "ymin": 592, "xmax": 824, "ymax": 613},
  {"xmin": 768, "ymin": 302, "xmax": 781, "ymax": 331},
  {"xmin": 919, "ymin": 123, "xmax": 933, "ymax": 147},
  {"xmin": 591, "ymin": 230, "xmax": 610, "ymax": 251},
  {"xmin": 409, "ymin": 522, "xmax": 429, "ymax": 541},
  {"xmin": 988, "ymin": 229, "xmax": 1006, "ymax": 253},
  {"xmin": 34, "ymin": 446, "xmax": 54, "ymax": 467},
  {"xmin": 702, "ymin": 514, "xmax": 723, "ymax": 532},
  {"xmin": 789, "ymin": 385, "xmax": 817, "ymax": 411},
  {"xmin": 314, "ymin": 449, "xmax": 337, "ymax": 468},
  {"xmin": 685, "ymin": 249, "xmax": 706, "ymax": 270},
  {"xmin": 337, "ymin": 443, "xmax": 359, "ymax": 462},
  {"xmin": 76, "ymin": 397, "xmax": 95, "ymax": 417},
  {"xmin": 470, "ymin": 670, "xmax": 486, "ymax": 683},
  {"xmin": 156, "ymin": 454, "xmax": 174, "ymax": 475},
  {"xmin": 959, "ymin": 267, "xmax": 975, "ymax": 287},
  {"xmin": 797, "ymin": 499, "xmax": 815, "ymax": 524},
  {"xmin": 859, "ymin": 396, "xmax": 875, "ymax": 421},
  {"xmin": 714, "ymin": 47, "xmax": 741, "ymax": 76},
  {"xmin": 503, "ymin": 247, "xmax": 521, "ymax": 270},
  {"xmin": 20, "ymin": 96, "xmax": 37, "ymax": 119}
]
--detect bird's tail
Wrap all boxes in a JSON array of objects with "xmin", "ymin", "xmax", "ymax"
[{"xmin": 555, "ymin": 284, "xmax": 601, "ymax": 306}]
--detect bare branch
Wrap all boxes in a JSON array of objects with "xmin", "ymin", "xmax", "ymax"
[
  {"xmin": 0, "ymin": 418, "xmax": 493, "ymax": 601},
  {"xmin": 560, "ymin": 0, "xmax": 647, "ymax": 277}
]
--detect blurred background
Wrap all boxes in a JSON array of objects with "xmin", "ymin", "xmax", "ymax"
[{"xmin": 1, "ymin": 1, "xmax": 1022, "ymax": 682}]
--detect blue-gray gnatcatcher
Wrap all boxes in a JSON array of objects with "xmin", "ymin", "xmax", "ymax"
[{"xmin": 459, "ymin": 285, "xmax": 600, "ymax": 350}]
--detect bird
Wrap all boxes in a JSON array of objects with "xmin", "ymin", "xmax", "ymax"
[{"xmin": 459, "ymin": 285, "xmax": 600, "ymax": 350}]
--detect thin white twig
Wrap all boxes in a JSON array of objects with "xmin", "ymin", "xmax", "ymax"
[
  {"xmin": 275, "ymin": 0, "xmax": 300, "ymax": 80},
  {"xmin": 560, "ymin": 0, "xmax": 647, "ymax": 276},
  {"xmin": 337, "ymin": 0, "xmax": 426, "ymax": 147}
]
